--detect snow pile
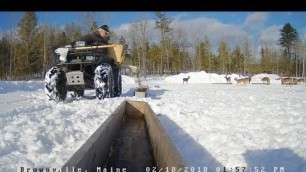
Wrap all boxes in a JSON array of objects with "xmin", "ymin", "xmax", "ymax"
[{"xmin": 250, "ymin": 73, "xmax": 281, "ymax": 83}]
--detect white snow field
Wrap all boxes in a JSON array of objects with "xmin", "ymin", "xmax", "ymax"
[{"xmin": 0, "ymin": 72, "xmax": 306, "ymax": 172}]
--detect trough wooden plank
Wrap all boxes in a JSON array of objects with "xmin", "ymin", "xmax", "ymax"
[{"xmin": 141, "ymin": 102, "xmax": 187, "ymax": 170}]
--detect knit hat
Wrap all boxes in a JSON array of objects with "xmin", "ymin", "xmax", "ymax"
[{"xmin": 100, "ymin": 25, "xmax": 109, "ymax": 33}]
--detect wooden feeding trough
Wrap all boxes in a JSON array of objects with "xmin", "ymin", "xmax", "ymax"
[
  {"xmin": 61, "ymin": 100, "xmax": 187, "ymax": 172},
  {"xmin": 134, "ymin": 85, "xmax": 149, "ymax": 98}
]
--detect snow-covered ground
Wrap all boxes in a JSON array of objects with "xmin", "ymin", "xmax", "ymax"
[{"xmin": 0, "ymin": 72, "xmax": 306, "ymax": 172}]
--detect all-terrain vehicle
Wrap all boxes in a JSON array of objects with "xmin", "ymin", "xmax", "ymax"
[{"xmin": 44, "ymin": 42, "xmax": 130, "ymax": 102}]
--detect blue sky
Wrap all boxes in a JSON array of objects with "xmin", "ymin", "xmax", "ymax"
[
  {"xmin": 0, "ymin": 12, "xmax": 305, "ymax": 33},
  {"xmin": 1, "ymin": 12, "xmax": 306, "ymax": 56}
]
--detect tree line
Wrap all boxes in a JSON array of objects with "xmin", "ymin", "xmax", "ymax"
[{"xmin": 0, "ymin": 12, "xmax": 305, "ymax": 80}]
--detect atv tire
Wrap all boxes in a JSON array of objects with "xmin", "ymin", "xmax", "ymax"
[
  {"xmin": 114, "ymin": 72, "xmax": 122, "ymax": 97},
  {"xmin": 45, "ymin": 67, "xmax": 67, "ymax": 102},
  {"xmin": 94, "ymin": 63, "xmax": 114, "ymax": 100}
]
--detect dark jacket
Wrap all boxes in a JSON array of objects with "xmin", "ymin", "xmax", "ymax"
[
  {"xmin": 77, "ymin": 31, "xmax": 110, "ymax": 46},
  {"xmin": 72, "ymin": 31, "xmax": 110, "ymax": 54}
]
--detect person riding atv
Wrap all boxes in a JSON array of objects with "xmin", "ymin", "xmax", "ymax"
[
  {"xmin": 71, "ymin": 25, "xmax": 110, "ymax": 53},
  {"xmin": 44, "ymin": 25, "xmax": 124, "ymax": 101}
]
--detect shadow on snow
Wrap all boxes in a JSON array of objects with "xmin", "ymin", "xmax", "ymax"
[
  {"xmin": 244, "ymin": 148, "xmax": 306, "ymax": 172},
  {"xmin": 158, "ymin": 114, "xmax": 223, "ymax": 170}
]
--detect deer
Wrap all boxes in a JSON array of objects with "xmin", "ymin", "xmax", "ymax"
[
  {"xmin": 183, "ymin": 76, "xmax": 190, "ymax": 84},
  {"xmin": 297, "ymin": 78, "xmax": 305, "ymax": 85},
  {"xmin": 261, "ymin": 77, "xmax": 270, "ymax": 85},
  {"xmin": 234, "ymin": 77, "xmax": 249, "ymax": 86},
  {"xmin": 280, "ymin": 77, "xmax": 293, "ymax": 86},
  {"xmin": 248, "ymin": 76, "xmax": 252, "ymax": 84},
  {"xmin": 225, "ymin": 75, "xmax": 231, "ymax": 83},
  {"xmin": 292, "ymin": 78, "xmax": 298, "ymax": 85}
]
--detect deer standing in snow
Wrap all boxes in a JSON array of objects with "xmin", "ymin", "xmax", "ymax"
[
  {"xmin": 261, "ymin": 77, "xmax": 270, "ymax": 85},
  {"xmin": 234, "ymin": 77, "xmax": 249, "ymax": 86},
  {"xmin": 183, "ymin": 76, "xmax": 190, "ymax": 84},
  {"xmin": 297, "ymin": 78, "xmax": 305, "ymax": 85},
  {"xmin": 225, "ymin": 75, "xmax": 231, "ymax": 83},
  {"xmin": 280, "ymin": 77, "xmax": 293, "ymax": 86}
]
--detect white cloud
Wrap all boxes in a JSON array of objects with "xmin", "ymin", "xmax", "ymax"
[
  {"xmin": 114, "ymin": 23, "xmax": 130, "ymax": 32},
  {"xmin": 59, "ymin": 25, "xmax": 65, "ymax": 31},
  {"xmin": 113, "ymin": 19, "xmax": 160, "ymax": 45},
  {"xmin": 243, "ymin": 12, "xmax": 268, "ymax": 31},
  {"xmin": 114, "ymin": 15, "xmax": 247, "ymax": 47},
  {"xmin": 171, "ymin": 17, "xmax": 245, "ymax": 47},
  {"xmin": 259, "ymin": 25, "xmax": 282, "ymax": 44},
  {"xmin": 253, "ymin": 25, "xmax": 284, "ymax": 61},
  {"xmin": 172, "ymin": 12, "xmax": 189, "ymax": 21}
]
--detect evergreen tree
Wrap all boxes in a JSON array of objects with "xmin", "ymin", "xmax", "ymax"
[
  {"xmin": 278, "ymin": 23, "xmax": 300, "ymax": 75},
  {"xmin": 195, "ymin": 42, "xmax": 204, "ymax": 71},
  {"xmin": 231, "ymin": 45, "xmax": 244, "ymax": 73},
  {"xmin": 147, "ymin": 43, "xmax": 162, "ymax": 74},
  {"xmin": 0, "ymin": 37, "xmax": 10, "ymax": 79},
  {"xmin": 203, "ymin": 36, "xmax": 213, "ymax": 73},
  {"xmin": 217, "ymin": 39, "xmax": 230, "ymax": 74},
  {"xmin": 17, "ymin": 12, "xmax": 38, "ymax": 77},
  {"xmin": 260, "ymin": 45, "xmax": 271, "ymax": 73},
  {"xmin": 154, "ymin": 12, "xmax": 173, "ymax": 74},
  {"xmin": 241, "ymin": 33, "xmax": 252, "ymax": 75},
  {"xmin": 279, "ymin": 23, "xmax": 299, "ymax": 56},
  {"xmin": 64, "ymin": 23, "xmax": 82, "ymax": 43},
  {"xmin": 57, "ymin": 31, "xmax": 69, "ymax": 47}
]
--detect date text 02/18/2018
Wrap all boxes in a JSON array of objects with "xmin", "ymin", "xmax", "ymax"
[{"xmin": 145, "ymin": 166, "xmax": 285, "ymax": 172}]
